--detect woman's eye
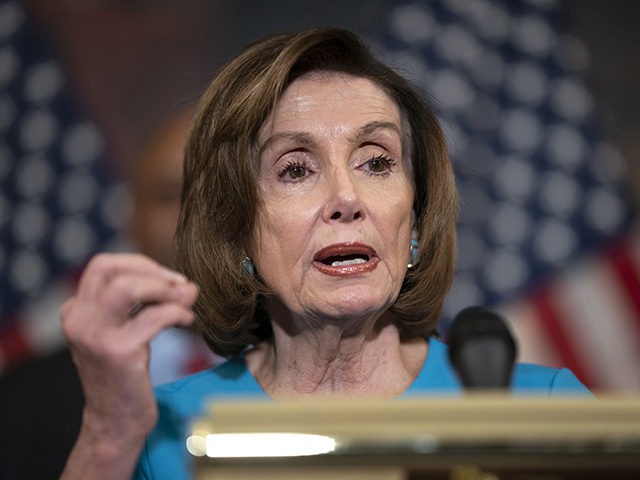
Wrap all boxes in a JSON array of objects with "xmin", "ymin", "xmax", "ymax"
[
  {"xmin": 279, "ymin": 161, "xmax": 308, "ymax": 181},
  {"xmin": 363, "ymin": 154, "xmax": 396, "ymax": 175}
]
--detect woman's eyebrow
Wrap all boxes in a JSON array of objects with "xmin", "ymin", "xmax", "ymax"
[
  {"xmin": 259, "ymin": 131, "xmax": 316, "ymax": 155},
  {"xmin": 352, "ymin": 121, "xmax": 402, "ymax": 141}
]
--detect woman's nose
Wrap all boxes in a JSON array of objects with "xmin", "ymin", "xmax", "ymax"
[{"xmin": 322, "ymin": 167, "xmax": 365, "ymax": 223}]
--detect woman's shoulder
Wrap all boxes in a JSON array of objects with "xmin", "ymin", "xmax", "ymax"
[
  {"xmin": 512, "ymin": 363, "xmax": 592, "ymax": 395},
  {"xmin": 134, "ymin": 356, "xmax": 267, "ymax": 480},
  {"xmin": 153, "ymin": 354, "xmax": 265, "ymax": 416}
]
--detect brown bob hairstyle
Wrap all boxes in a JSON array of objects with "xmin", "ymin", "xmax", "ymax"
[{"xmin": 176, "ymin": 27, "xmax": 457, "ymax": 357}]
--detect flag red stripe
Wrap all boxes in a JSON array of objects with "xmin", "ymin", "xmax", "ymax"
[
  {"xmin": 530, "ymin": 286, "xmax": 594, "ymax": 388},
  {"xmin": 0, "ymin": 319, "xmax": 33, "ymax": 369},
  {"xmin": 607, "ymin": 236, "xmax": 640, "ymax": 333}
]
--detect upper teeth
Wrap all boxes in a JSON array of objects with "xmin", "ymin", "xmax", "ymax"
[{"xmin": 331, "ymin": 258, "xmax": 366, "ymax": 267}]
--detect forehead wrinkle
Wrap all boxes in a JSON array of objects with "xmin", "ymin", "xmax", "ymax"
[{"xmin": 258, "ymin": 78, "xmax": 403, "ymax": 156}]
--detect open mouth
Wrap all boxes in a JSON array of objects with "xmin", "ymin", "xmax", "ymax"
[
  {"xmin": 313, "ymin": 243, "xmax": 378, "ymax": 276},
  {"xmin": 321, "ymin": 253, "xmax": 370, "ymax": 267}
]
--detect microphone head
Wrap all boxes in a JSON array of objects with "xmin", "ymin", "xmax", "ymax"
[{"xmin": 448, "ymin": 306, "xmax": 517, "ymax": 389}]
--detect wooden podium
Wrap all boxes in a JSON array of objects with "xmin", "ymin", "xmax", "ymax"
[{"xmin": 188, "ymin": 395, "xmax": 640, "ymax": 479}]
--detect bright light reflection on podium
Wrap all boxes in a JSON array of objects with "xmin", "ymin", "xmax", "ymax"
[{"xmin": 187, "ymin": 432, "xmax": 337, "ymax": 458}]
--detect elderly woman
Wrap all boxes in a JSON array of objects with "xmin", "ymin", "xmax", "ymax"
[{"xmin": 60, "ymin": 28, "xmax": 588, "ymax": 479}]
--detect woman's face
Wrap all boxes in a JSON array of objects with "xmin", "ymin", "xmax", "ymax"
[{"xmin": 253, "ymin": 72, "xmax": 415, "ymax": 322}]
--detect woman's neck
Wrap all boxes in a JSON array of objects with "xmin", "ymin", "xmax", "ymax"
[{"xmin": 245, "ymin": 318, "xmax": 428, "ymax": 400}]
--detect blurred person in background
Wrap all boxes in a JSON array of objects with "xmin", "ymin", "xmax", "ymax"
[{"xmin": 128, "ymin": 107, "xmax": 218, "ymax": 385}]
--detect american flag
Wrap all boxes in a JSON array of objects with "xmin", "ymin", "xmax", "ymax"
[
  {"xmin": 372, "ymin": 0, "xmax": 640, "ymax": 391},
  {"xmin": 0, "ymin": 0, "xmax": 124, "ymax": 371}
]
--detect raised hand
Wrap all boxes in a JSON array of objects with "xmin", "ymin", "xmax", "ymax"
[{"xmin": 60, "ymin": 253, "xmax": 198, "ymax": 480}]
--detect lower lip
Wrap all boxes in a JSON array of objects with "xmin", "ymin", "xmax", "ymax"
[{"xmin": 312, "ymin": 258, "xmax": 380, "ymax": 277}]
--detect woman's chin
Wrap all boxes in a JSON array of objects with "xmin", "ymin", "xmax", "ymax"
[{"xmin": 308, "ymin": 289, "xmax": 395, "ymax": 322}]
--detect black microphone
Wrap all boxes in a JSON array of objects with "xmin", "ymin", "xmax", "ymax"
[{"xmin": 448, "ymin": 306, "xmax": 517, "ymax": 389}]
